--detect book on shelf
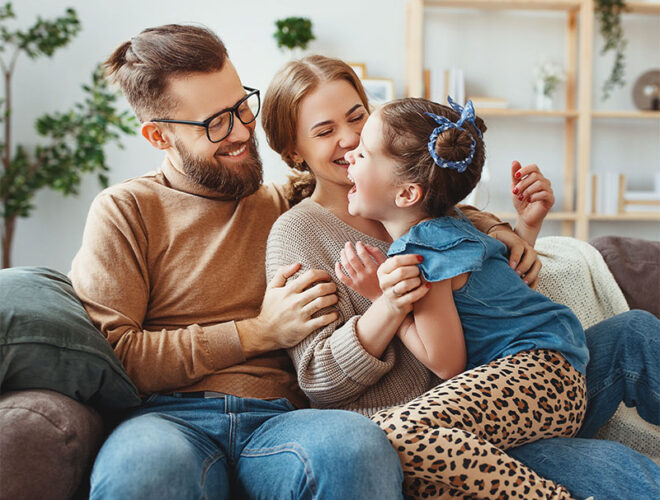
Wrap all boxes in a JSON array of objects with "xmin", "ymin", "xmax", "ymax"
[
  {"xmin": 589, "ymin": 172, "xmax": 660, "ymax": 214},
  {"xmin": 425, "ymin": 67, "xmax": 465, "ymax": 105}
]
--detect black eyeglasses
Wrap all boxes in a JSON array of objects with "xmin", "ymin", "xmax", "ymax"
[{"xmin": 151, "ymin": 86, "xmax": 261, "ymax": 143}]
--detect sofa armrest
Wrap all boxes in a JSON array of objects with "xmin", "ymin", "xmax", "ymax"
[{"xmin": 0, "ymin": 390, "xmax": 104, "ymax": 500}]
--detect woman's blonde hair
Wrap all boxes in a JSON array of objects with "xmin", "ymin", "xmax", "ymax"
[{"xmin": 262, "ymin": 55, "xmax": 370, "ymax": 205}]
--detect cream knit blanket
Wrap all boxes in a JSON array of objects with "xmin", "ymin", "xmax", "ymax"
[
  {"xmin": 535, "ymin": 236, "xmax": 658, "ymax": 463},
  {"xmin": 535, "ymin": 236, "xmax": 629, "ymax": 328}
]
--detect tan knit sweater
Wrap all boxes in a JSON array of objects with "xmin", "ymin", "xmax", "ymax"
[
  {"xmin": 70, "ymin": 158, "xmax": 307, "ymax": 407},
  {"xmin": 266, "ymin": 199, "xmax": 508, "ymax": 416}
]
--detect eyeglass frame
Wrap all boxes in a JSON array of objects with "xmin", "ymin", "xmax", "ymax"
[{"xmin": 150, "ymin": 86, "xmax": 260, "ymax": 143}]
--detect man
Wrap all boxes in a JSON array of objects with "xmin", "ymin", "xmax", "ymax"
[{"xmin": 70, "ymin": 24, "xmax": 404, "ymax": 499}]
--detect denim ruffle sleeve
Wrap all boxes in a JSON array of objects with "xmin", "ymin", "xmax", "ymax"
[{"xmin": 387, "ymin": 218, "xmax": 485, "ymax": 282}]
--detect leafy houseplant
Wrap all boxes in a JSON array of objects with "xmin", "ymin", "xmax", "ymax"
[
  {"xmin": 273, "ymin": 17, "xmax": 315, "ymax": 53},
  {"xmin": 595, "ymin": 0, "xmax": 628, "ymax": 100},
  {"xmin": 0, "ymin": 3, "xmax": 137, "ymax": 268}
]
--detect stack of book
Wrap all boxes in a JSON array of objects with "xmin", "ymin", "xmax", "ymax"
[{"xmin": 423, "ymin": 68, "xmax": 508, "ymax": 110}]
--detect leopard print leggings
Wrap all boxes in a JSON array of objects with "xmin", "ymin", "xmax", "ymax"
[{"xmin": 370, "ymin": 349, "xmax": 587, "ymax": 499}]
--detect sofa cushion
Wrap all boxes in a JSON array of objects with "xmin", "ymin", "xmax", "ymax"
[
  {"xmin": 0, "ymin": 267, "xmax": 140, "ymax": 411},
  {"xmin": 0, "ymin": 390, "xmax": 104, "ymax": 500},
  {"xmin": 590, "ymin": 236, "xmax": 660, "ymax": 318}
]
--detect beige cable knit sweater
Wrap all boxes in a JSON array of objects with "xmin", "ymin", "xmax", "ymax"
[{"xmin": 265, "ymin": 199, "xmax": 508, "ymax": 416}]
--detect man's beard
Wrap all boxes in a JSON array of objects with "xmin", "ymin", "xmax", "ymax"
[{"xmin": 175, "ymin": 134, "xmax": 263, "ymax": 200}]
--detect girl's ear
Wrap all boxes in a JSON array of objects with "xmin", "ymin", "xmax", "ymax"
[{"xmin": 395, "ymin": 183, "xmax": 423, "ymax": 208}]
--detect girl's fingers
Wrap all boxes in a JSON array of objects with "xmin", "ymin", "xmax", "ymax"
[
  {"xmin": 340, "ymin": 249, "xmax": 357, "ymax": 276},
  {"xmin": 334, "ymin": 261, "xmax": 352, "ymax": 286},
  {"xmin": 527, "ymin": 190, "xmax": 555, "ymax": 204},
  {"xmin": 344, "ymin": 242, "xmax": 364, "ymax": 271},
  {"xmin": 365, "ymin": 243, "xmax": 388, "ymax": 265}
]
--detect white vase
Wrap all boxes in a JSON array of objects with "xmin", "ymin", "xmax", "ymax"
[{"xmin": 535, "ymin": 81, "xmax": 553, "ymax": 111}]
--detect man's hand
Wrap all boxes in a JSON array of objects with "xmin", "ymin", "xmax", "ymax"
[
  {"xmin": 511, "ymin": 161, "xmax": 555, "ymax": 245},
  {"xmin": 377, "ymin": 254, "xmax": 430, "ymax": 315},
  {"xmin": 238, "ymin": 263, "xmax": 339, "ymax": 357},
  {"xmin": 335, "ymin": 241, "xmax": 387, "ymax": 301},
  {"xmin": 489, "ymin": 229, "xmax": 542, "ymax": 289}
]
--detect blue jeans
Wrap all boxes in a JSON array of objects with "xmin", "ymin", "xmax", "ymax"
[
  {"xmin": 90, "ymin": 394, "xmax": 403, "ymax": 500},
  {"xmin": 508, "ymin": 310, "xmax": 660, "ymax": 499}
]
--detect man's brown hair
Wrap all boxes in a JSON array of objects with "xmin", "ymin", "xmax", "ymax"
[{"xmin": 105, "ymin": 24, "xmax": 229, "ymax": 122}]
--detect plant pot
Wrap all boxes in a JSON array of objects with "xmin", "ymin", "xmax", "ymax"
[{"xmin": 535, "ymin": 81, "xmax": 553, "ymax": 111}]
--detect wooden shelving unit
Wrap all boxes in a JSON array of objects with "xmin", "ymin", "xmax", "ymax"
[{"xmin": 405, "ymin": 0, "xmax": 660, "ymax": 240}]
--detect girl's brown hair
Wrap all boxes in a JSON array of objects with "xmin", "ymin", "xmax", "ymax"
[
  {"xmin": 379, "ymin": 98, "xmax": 487, "ymax": 217},
  {"xmin": 262, "ymin": 55, "xmax": 370, "ymax": 204},
  {"xmin": 104, "ymin": 24, "xmax": 228, "ymax": 122}
]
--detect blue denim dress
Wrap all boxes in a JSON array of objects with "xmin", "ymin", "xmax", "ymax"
[{"xmin": 387, "ymin": 212, "xmax": 589, "ymax": 375}]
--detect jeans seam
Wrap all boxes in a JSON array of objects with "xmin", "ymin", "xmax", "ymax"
[
  {"xmin": 241, "ymin": 443, "xmax": 318, "ymax": 498},
  {"xmin": 199, "ymin": 451, "xmax": 225, "ymax": 500}
]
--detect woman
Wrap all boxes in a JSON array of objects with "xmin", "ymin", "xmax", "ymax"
[{"xmin": 262, "ymin": 55, "xmax": 660, "ymax": 498}]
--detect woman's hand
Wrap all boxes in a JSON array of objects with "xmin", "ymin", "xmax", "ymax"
[
  {"xmin": 377, "ymin": 254, "xmax": 430, "ymax": 314},
  {"xmin": 489, "ymin": 229, "xmax": 542, "ymax": 289},
  {"xmin": 335, "ymin": 241, "xmax": 387, "ymax": 301},
  {"xmin": 511, "ymin": 161, "xmax": 555, "ymax": 245}
]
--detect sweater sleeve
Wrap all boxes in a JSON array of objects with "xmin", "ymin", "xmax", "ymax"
[
  {"xmin": 70, "ymin": 191, "xmax": 246, "ymax": 395},
  {"xmin": 265, "ymin": 211, "xmax": 396, "ymax": 408},
  {"xmin": 458, "ymin": 204, "xmax": 512, "ymax": 234}
]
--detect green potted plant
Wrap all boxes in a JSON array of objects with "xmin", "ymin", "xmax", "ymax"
[
  {"xmin": 595, "ymin": 0, "xmax": 628, "ymax": 100},
  {"xmin": 273, "ymin": 17, "xmax": 315, "ymax": 57},
  {"xmin": 0, "ymin": 3, "xmax": 137, "ymax": 268}
]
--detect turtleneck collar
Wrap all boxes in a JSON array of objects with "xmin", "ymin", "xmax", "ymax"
[{"xmin": 159, "ymin": 156, "xmax": 242, "ymax": 201}]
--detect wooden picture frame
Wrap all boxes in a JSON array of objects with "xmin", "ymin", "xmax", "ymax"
[
  {"xmin": 361, "ymin": 77, "xmax": 395, "ymax": 105},
  {"xmin": 347, "ymin": 62, "xmax": 367, "ymax": 79}
]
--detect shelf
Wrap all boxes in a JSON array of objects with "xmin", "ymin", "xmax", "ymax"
[
  {"xmin": 495, "ymin": 211, "xmax": 578, "ymax": 220},
  {"xmin": 424, "ymin": 0, "xmax": 582, "ymax": 11},
  {"xmin": 625, "ymin": 2, "xmax": 660, "ymax": 15},
  {"xmin": 589, "ymin": 212, "xmax": 660, "ymax": 221},
  {"xmin": 477, "ymin": 108, "xmax": 578, "ymax": 117},
  {"xmin": 591, "ymin": 110, "xmax": 660, "ymax": 120}
]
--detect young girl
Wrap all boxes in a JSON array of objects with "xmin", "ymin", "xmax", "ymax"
[{"xmin": 344, "ymin": 96, "xmax": 590, "ymax": 497}]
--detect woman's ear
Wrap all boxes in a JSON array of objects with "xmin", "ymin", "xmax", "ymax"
[
  {"xmin": 289, "ymin": 150, "xmax": 304, "ymax": 166},
  {"xmin": 141, "ymin": 122, "xmax": 170, "ymax": 150},
  {"xmin": 395, "ymin": 183, "xmax": 424, "ymax": 208}
]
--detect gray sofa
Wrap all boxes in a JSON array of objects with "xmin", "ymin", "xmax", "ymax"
[{"xmin": 1, "ymin": 236, "xmax": 658, "ymax": 500}]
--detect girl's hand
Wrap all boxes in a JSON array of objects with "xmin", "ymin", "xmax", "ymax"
[
  {"xmin": 511, "ymin": 161, "xmax": 555, "ymax": 244},
  {"xmin": 377, "ymin": 254, "xmax": 430, "ymax": 314},
  {"xmin": 335, "ymin": 241, "xmax": 387, "ymax": 301},
  {"xmin": 489, "ymin": 229, "xmax": 542, "ymax": 289}
]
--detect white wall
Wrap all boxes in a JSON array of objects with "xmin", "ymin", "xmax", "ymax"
[{"xmin": 5, "ymin": 0, "xmax": 659, "ymax": 272}]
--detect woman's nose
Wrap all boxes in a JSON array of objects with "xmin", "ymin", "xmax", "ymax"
[{"xmin": 338, "ymin": 128, "xmax": 359, "ymax": 150}]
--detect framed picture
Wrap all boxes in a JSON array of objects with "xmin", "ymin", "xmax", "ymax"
[
  {"xmin": 347, "ymin": 62, "xmax": 366, "ymax": 79},
  {"xmin": 361, "ymin": 78, "xmax": 395, "ymax": 105}
]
